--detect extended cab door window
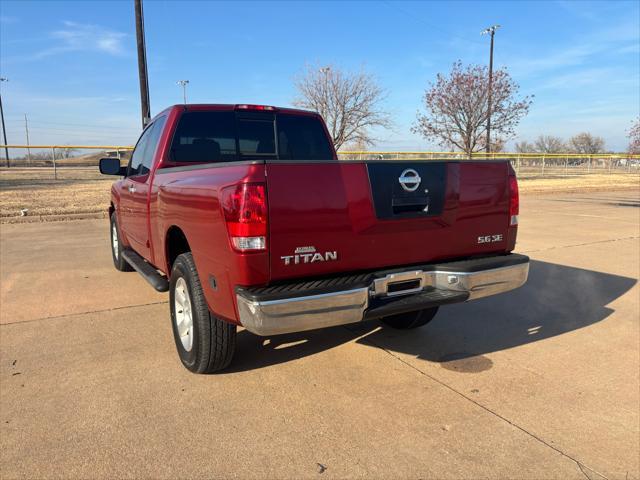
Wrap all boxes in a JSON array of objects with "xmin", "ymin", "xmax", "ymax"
[
  {"xmin": 128, "ymin": 123, "xmax": 155, "ymax": 177},
  {"xmin": 138, "ymin": 116, "xmax": 166, "ymax": 176},
  {"xmin": 128, "ymin": 116, "xmax": 167, "ymax": 178}
]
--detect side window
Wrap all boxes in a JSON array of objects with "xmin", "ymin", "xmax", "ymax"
[
  {"xmin": 128, "ymin": 116, "xmax": 167, "ymax": 177},
  {"xmin": 128, "ymin": 123, "xmax": 156, "ymax": 177},
  {"xmin": 170, "ymin": 111, "xmax": 237, "ymax": 163},
  {"xmin": 139, "ymin": 116, "xmax": 166, "ymax": 176}
]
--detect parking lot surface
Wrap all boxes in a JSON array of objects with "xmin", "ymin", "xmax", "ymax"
[{"xmin": 1, "ymin": 191, "xmax": 639, "ymax": 479}]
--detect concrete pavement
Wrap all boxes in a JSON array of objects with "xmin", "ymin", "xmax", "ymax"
[{"xmin": 1, "ymin": 191, "xmax": 639, "ymax": 479}]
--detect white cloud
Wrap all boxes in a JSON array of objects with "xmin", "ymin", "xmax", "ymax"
[
  {"xmin": 34, "ymin": 21, "xmax": 128, "ymax": 58},
  {"xmin": 505, "ymin": 19, "xmax": 639, "ymax": 77},
  {"xmin": 536, "ymin": 67, "xmax": 638, "ymax": 91}
]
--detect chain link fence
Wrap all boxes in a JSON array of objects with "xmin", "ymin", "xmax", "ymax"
[
  {"xmin": 0, "ymin": 146, "xmax": 639, "ymax": 182},
  {"xmin": 337, "ymin": 152, "xmax": 640, "ymax": 178},
  {"xmin": 0, "ymin": 145, "xmax": 133, "ymax": 182}
]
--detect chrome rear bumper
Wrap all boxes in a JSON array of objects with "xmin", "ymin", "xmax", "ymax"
[{"xmin": 237, "ymin": 255, "xmax": 529, "ymax": 336}]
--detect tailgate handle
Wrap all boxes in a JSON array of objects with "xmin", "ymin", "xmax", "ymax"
[{"xmin": 392, "ymin": 196, "xmax": 430, "ymax": 214}]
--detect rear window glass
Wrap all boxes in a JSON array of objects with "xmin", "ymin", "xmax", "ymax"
[
  {"xmin": 169, "ymin": 110, "xmax": 333, "ymax": 163},
  {"xmin": 238, "ymin": 116, "xmax": 276, "ymax": 157},
  {"xmin": 277, "ymin": 114, "xmax": 334, "ymax": 160},
  {"xmin": 170, "ymin": 111, "xmax": 236, "ymax": 163}
]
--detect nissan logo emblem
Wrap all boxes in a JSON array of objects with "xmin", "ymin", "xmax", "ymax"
[{"xmin": 398, "ymin": 169, "xmax": 421, "ymax": 192}]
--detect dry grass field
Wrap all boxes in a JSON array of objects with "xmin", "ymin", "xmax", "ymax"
[
  {"xmin": 1, "ymin": 168, "xmax": 112, "ymax": 221},
  {"xmin": 518, "ymin": 172, "xmax": 640, "ymax": 193},
  {"xmin": 1, "ymin": 167, "xmax": 638, "ymax": 222}
]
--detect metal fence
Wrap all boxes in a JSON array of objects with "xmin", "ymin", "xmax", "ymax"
[
  {"xmin": 0, "ymin": 145, "xmax": 133, "ymax": 180},
  {"xmin": 0, "ymin": 145, "xmax": 639, "ymax": 181},
  {"xmin": 339, "ymin": 152, "xmax": 640, "ymax": 178}
]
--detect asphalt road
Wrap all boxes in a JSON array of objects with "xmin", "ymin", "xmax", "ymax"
[{"xmin": 1, "ymin": 191, "xmax": 639, "ymax": 479}]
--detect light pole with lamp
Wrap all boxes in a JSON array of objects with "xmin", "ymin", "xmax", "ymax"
[
  {"xmin": 177, "ymin": 80, "xmax": 189, "ymax": 105},
  {"xmin": 481, "ymin": 24, "xmax": 500, "ymax": 155}
]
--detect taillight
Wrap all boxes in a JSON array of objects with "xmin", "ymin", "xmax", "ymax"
[
  {"xmin": 509, "ymin": 175, "xmax": 519, "ymax": 226},
  {"xmin": 221, "ymin": 183, "xmax": 267, "ymax": 252}
]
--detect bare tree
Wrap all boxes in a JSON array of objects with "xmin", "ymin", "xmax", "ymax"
[
  {"xmin": 61, "ymin": 147, "xmax": 78, "ymax": 159},
  {"xmin": 628, "ymin": 118, "xmax": 640, "ymax": 155},
  {"xmin": 342, "ymin": 137, "xmax": 370, "ymax": 152},
  {"xmin": 491, "ymin": 137, "xmax": 506, "ymax": 152},
  {"xmin": 534, "ymin": 135, "xmax": 565, "ymax": 153},
  {"xmin": 569, "ymin": 132, "xmax": 605, "ymax": 154},
  {"xmin": 294, "ymin": 64, "xmax": 391, "ymax": 151},
  {"xmin": 412, "ymin": 61, "xmax": 532, "ymax": 156},
  {"xmin": 514, "ymin": 140, "xmax": 534, "ymax": 153}
]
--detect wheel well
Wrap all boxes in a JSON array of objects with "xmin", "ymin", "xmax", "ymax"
[{"xmin": 165, "ymin": 226, "xmax": 191, "ymax": 274}]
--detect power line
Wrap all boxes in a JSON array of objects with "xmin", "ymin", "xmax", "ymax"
[
  {"xmin": 3, "ymin": 123, "xmax": 136, "ymax": 133},
  {"xmin": 4, "ymin": 126, "xmax": 135, "ymax": 135},
  {"xmin": 4, "ymin": 117, "xmax": 137, "ymax": 131}
]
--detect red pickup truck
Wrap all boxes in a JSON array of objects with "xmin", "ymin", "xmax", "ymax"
[{"xmin": 100, "ymin": 104, "xmax": 529, "ymax": 373}]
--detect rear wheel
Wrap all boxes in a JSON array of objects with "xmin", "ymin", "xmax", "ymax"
[
  {"xmin": 170, "ymin": 252, "xmax": 236, "ymax": 373},
  {"xmin": 110, "ymin": 212, "xmax": 133, "ymax": 272},
  {"xmin": 381, "ymin": 307, "xmax": 439, "ymax": 329}
]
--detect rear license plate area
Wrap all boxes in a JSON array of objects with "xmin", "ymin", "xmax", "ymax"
[{"xmin": 386, "ymin": 279, "xmax": 422, "ymax": 295}]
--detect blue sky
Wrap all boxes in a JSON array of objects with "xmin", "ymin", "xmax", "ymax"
[{"xmin": 1, "ymin": 0, "xmax": 638, "ymax": 151}]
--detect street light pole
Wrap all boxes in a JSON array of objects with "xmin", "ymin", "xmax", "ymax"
[
  {"xmin": 481, "ymin": 25, "xmax": 500, "ymax": 155},
  {"xmin": 176, "ymin": 80, "xmax": 189, "ymax": 104},
  {"xmin": 134, "ymin": 0, "xmax": 151, "ymax": 128},
  {"xmin": 0, "ymin": 77, "xmax": 9, "ymax": 167},
  {"xmin": 24, "ymin": 113, "xmax": 32, "ymax": 165},
  {"xmin": 318, "ymin": 67, "xmax": 330, "ymax": 119}
]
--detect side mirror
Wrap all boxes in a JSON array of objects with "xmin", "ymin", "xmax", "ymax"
[{"xmin": 99, "ymin": 158, "xmax": 127, "ymax": 176}]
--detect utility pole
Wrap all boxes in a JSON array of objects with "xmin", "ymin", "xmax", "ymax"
[
  {"xmin": 176, "ymin": 80, "xmax": 189, "ymax": 104},
  {"xmin": 24, "ymin": 114, "xmax": 31, "ymax": 165},
  {"xmin": 481, "ymin": 25, "xmax": 500, "ymax": 155},
  {"xmin": 134, "ymin": 0, "xmax": 151, "ymax": 128},
  {"xmin": 0, "ymin": 77, "xmax": 9, "ymax": 167}
]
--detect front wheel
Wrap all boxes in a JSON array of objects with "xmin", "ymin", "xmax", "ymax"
[
  {"xmin": 170, "ymin": 252, "xmax": 236, "ymax": 373},
  {"xmin": 381, "ymin": 307, "xmax": 439, "ymax": 329}
]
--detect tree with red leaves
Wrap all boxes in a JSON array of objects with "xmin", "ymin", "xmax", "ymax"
[{"xmin": 412, "ymin": 61, "xmax": 532, "ymax": 156}]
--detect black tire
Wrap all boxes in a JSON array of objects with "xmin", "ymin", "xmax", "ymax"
[
  {"xmin": 381, "ymin": 307, "xmax": 439, "ymax": 330},
  {"xmin": 170, "ymin": 252, "xmax": 236, "ymax": 373},
  {"xmin": 110, "ymin": 212, "xmax": 133, "ymax": 272}
]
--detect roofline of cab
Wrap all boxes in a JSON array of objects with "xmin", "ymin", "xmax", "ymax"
[{"xmin": 158, "ymin": 103, "xmax": 319, "ymax": 116}]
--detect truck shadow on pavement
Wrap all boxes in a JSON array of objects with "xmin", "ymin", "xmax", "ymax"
[{"xmin": 225, "ymin": 260, "xmax": 637, "ymax": 373}]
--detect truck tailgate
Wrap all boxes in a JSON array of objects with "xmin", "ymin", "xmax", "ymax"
[{"xmin": 266, "ymin": 160, "xmax": 513, "ymax": 282}]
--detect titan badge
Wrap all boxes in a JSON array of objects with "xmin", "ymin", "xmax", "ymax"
[{"xmin": 281, "ymin": 246, "xmax": 338, "ymax": 266}]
